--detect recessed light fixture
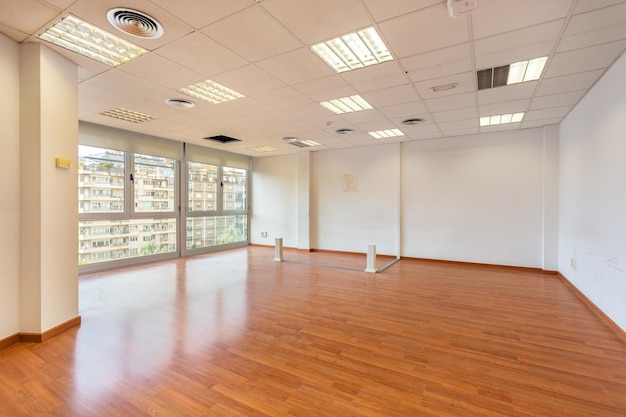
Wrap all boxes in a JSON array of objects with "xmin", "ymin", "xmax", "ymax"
[
  {"xmin": 106, "ymin": 8, "xmax": 164, "ymax": 39},
  {"xmin": 430, "ymin": 83, "xmax": 458, "ymax": 93},
  {"xmin": 248, "ymin": 146, "xmax": 276, "ymax": 153},
  {"xmin": 165, "ymin": 98, "xmax": 195, "ymax": 108},
  {"xmin": 480, "ymin": 112, "xmax": 525, "ymax": 126},
  {"xmin": 320, "ymin": 95, "xmax": 372, "ymax": 114},
  {"xmin": 37, "ymin": 15, "xmax": 148, "ymax": 67},
  {"xmin": 100, "ymin": 108, "xmax": 156, "ymax": 123},
  {"xmin": 368, "ymin": 129, "xmax": 404, "ymax": 139},
  {"xmin": 178, "ymin": 80, "xmax": 244, "ymax": 104},
  {"xmin": 288, "ymin": 140, "xmax": 321, "ymax": 148},
  {"xmin": 402, "ymin": 118, "xmax": 425, "ymax": 125},
  {"xmin": 477, "ymin": 57, "xmax": 548, "ymax": 90},
  {"xmin": 311, "ymin": 27, "xmax": 393, "ymax": 73},
  {"xmin": 335, "ymin": 128, "xmax": 354, "ymax": 135}
]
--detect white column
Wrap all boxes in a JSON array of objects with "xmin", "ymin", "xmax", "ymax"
[
  {"xmin": 365, "ymin": 244, "xmax": 377, "ymax": 273},
  {"xmin": 274, "ymin": 238, "xmax": 284, "ymax": 262}
]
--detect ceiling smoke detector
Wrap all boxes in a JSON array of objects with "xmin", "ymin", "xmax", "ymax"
[
  {"xmin": 165, "ymin": 98, "xmax": 195, "ymax": 108},
  {"xmin": 107, "ymin": 8, "xmax": 164, "ymax": 38},
  {"xmin": 447, "ymin": 0, "xmax": 485, "ymax": 18}
]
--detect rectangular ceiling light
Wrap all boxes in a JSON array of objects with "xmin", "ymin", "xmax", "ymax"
[
  {"xmin": 100, "ymin": 108, "xmax": 156, "ymax": 123},
  {"xmin": 480, "ymin": 112, "xmax": 524, "ymax": 127},
  {"xmin": 248, "ymin": 146, "xmax": 277, "ymax": 153},
  {"xmin": 311, "ymin": 27, "xmax": 393, "ymax": 73},
  {"xmin": 368, "ymin": 129, "xmax": 404, "ymax": 139},
  {"xmin": 319, "ymin": 95, "xmax": 372, "ymax": 114},
  {"xmin": 178, "ymin": 80, "xmax": 244, "ymax": 104},
  {"xmin": 37, "ymin": 15, "xmax": 147, "ymax": 67},
  {"xmin": 478, "ymin": 56, "xmax": 547, "ymax": 90}
]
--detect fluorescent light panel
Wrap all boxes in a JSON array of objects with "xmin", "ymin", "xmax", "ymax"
[
  {"xmin": 319, "ymin": 95, "xmax": 372, "ymax": 114},
  {"xmin": 101, "ymin": 108, "xmax": 156, "ymax": 123},
  {"xmin": 248, "ymin": 146, "xmax": 277, "ymax": 153},
  {"xmin": 480, "ymin": 112, "xmax": 524, "ymax": 127},
  {"xmin": 37, "ymin": 15, "xmax": 147, "ymax": 67},
  {"xmin": 368, "ymin": 129, "xmax": 404, "ymax": 139},
  {"xmin": 178, "ymin": 80, "xmax": 244, "ymax": 104},
  {"xmin": 508, "ymin": 56, "xmax": 548, "ymax": 84},
  {"xmin": 311, "ymin": 27, "xmax": 393, "ymax": 73}
]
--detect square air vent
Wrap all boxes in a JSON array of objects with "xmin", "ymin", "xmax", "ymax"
[{"xmin": 203, "ymin": 135, "xmax": 241, "ymax": 144}]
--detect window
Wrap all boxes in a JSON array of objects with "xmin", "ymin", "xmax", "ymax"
[{"xmin": 184, "ymin": 162, "xmax": 248, "ymax": 251}]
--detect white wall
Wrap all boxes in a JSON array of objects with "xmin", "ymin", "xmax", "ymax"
[
  {"xmin": 250, "ymin": 154, "xmax": 299, "ymax": 247},
  {"xmin": 0, "ymin": 33, "xmax": 21, "ymax": 340},
  {"xmin": 311, "ymin": 144, "xmax": 400, "ymax": 255},
  {"xmin": 401, "ymin": 129, "xmax": 545, "ymax": 267},
  {"xmin": 559, "ymin": 52, "xmax": 626, "ymax": 331}
]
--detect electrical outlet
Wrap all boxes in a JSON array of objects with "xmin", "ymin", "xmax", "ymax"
[
  {"xmin": 570, "ymin": 258, "xmax": 577, "ymax": 271},
  {"xmin": 261, "ymin": 231, "xmax": 267, "ymax": 238}
]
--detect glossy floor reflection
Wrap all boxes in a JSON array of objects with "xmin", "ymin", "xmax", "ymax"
[{"xmin": 1, "ymin": 246, "xmax": 626, "ymax": 416}]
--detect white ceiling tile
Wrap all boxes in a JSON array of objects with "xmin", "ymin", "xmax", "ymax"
[
  {"xmin": 261, "ymin": 0, "xmax": 373, "ymax": 45},
  {"xmin": 477, "ymin": 82, "xmax": 537, "ymax": 105},
  {"xmin": 362, "ymin": 0, "xmax": 443, "ymax": 22},
  {"xmin": 282, "ymin": 102, "xmax": 338, "ymax": 120},
  {"xmin": 530, "ymin": 90, "xmax": 586, "ymax": 110},
  {"xmin": 150, "ymin": 0, "xmax": 252, "ymax": 29},
  {"xmin": 479, "ymin": 123, "xmax": 522, "ymax": 134},
  {"xmin": 156, "ymin": 32, "xmax": 248, "ymax": 77},
  {"xmin": 340, "ymin": 61, "xmax": 408, "ymax": 92},
  {"xmin": 432, "ymin": 106, "xmax": 477, "ymax": 123},
  {"xmin": 252, "ymin": 87, "xmax": 314, "ymax": 110},
  {"xmin": 545, "ymin": 40, "xmax": 626, "ymax": 77},
  {"xmin": 211, "ymin": 65, "xmax": 286, "ymax": 96},
  {"xmin": 574, "ymin": 0, "xmax": 625, "ymax": 14},
  {"xmin": 521, "ymin": 118, "xmax": 562, "ymax": 129},
  {"xmin": 441, "ymin": 127, "xmax": 480, "ymax": 137},
  {"xmin": 471, "ymin": 0, "xmax": 573, "ymax": 40},
  {"xmin": 479, "ymin": 99, "xmax": 530, "ymax": 116},
  {"xmin": 474, "ymin": 20, "xmax": 564, "ymax": 69},
  {"xmin": 339, "ymin": 109, "xmax": 387, "ymax": 124},
  {"xmin": 536, "ymin": 69, "xmax": 604, "ymax": 96},
  {"xmin": 83, "ymin": 69, "xmax": 170, "ymax": 99},
  {"xmin": 120, "ymin": 55, "xmax": 203, "ymax": 90},
  {"xmin": 0, "ymin": 0, "xmax": 59, "ymax": 33},
  {"xmin": 379, "ymin": 101, "xmax": 429, "ymax": 118},
  {"xmin": 524, "ymin": 105, "xmax": 573, "ymax": 121},
  {"xmin": 402, "ymin": 43, "xmax": 472, "ymax": 81},
  {"xmin": 256, "ymin": 47, "xmax": 335, "ymax": 85},
  {"xmin": 293, "ymin": 76, "xmax": 356, "ymax": 101},
  {"xmin": 413, "ymin": 71, "xmax": 475, "ymax": 100},
  {"xmin": 424, "ymin": 92, "xmax": 476, "ymax": 112},
  {"xmin": 362, "ymin": 84, "xmax": 422, "ymax": 107},
  {"xmin": 557, "ymin": 3, "xmax": 626, "ymax": 52},
  {"xmin": 378, "ymin": 3, "xmax": 468, "ymax": 58},
  {"xmin": 202, "ymin": 6, "xmax": 302, "ymax": 62},
  {"xmin": 438, "ymin": 118, "xmax": 479, "ymax": 131}
]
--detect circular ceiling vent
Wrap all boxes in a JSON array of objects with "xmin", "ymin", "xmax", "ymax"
[
  {"xmin": 402, "ymin": 118, "xmax": 426, "ymax": 125},
  {"xmin": 281, "ymin": 136, "xmax": 299, "ymax": 143},
  {"xmin": 335, "ymin": 128, "xmax": 354, "ymax": 135},
  {"xmin": 107, "ymin": 8, "xmax": 164, "ymax": 39},
  {"xmin": 165, "ymin": 98, "xmax": 195, "ymax": 108}
]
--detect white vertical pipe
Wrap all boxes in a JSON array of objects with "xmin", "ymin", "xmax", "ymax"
[
  {"xmin": 365, "ymin": 244, "xmax": 377, "ymax": 273},
  {"xmin": 274, "ymin": 237, "xmax": 284, "ymax": 262}
]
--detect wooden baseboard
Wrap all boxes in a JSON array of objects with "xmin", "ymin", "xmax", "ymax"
[
  {"xmin": 557, "ymin": 273, "xmax": 626, "ymax": 345},
  {"xmin": 18, "ymin": 316, "xmax": 82, "ymax": 344},
  {"xmin": 310, "ymin": 248, "xmax": 396, "ymax": 259},
  {"xmin": 400, "ymin": 256, "xmax": 545, "ymax": 274},
  {"xmin": 0, "ymin": 333, "xmax": 20, "ymax": 350}
]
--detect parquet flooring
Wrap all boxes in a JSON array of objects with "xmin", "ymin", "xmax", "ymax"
[{"xmin": 1, "ymin": 246, "xmax": 625, "ymax": 416}]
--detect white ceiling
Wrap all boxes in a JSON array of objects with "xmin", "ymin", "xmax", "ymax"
[{"xmin": 1, "ymin": 0, "xmax": 625, "ymax": 157}]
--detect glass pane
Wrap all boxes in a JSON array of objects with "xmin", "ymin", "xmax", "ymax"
[
  {"xmin": 79, "ymin": 218, "xmax": 177, "ymax": 265},
  {"xmin": 187, "ymin": 161, "xmax": 218, "ymax": 212},
  {"xmin": 78, "ymin": 145, "xmax": 125, "ymax": 214},
  {"xmin": 134, "ymin": 154, "xmax": 176, "ymax": 213},
  {"xmin": 222, "ymin": 167, "xmax": 247, "ymax": 211},
  {"xmin": 186, "ymin": 215, "xmax": 247, "ymax": 250}
]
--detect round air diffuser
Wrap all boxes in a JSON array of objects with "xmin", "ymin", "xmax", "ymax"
[
  {"xmin": 165, "ymin": 98, "xmax": 195, "ymax": 108},
  {"xmin": 107, "ymin": 8, "xmax": 164, "ymax": 39}
]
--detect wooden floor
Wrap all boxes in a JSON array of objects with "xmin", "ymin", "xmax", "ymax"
[{"xmin": 1, "ymin": 247, "xmax": 626, "ymax": 416}]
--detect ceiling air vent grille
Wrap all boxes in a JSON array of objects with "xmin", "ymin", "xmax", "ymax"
[
  {"xmin": 204, "ymin": 135, "xmax": 241, "ymax": 144},
  {"xmin": 107, "ymin": 8, "xmax": 164, "ymax": 39}
]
